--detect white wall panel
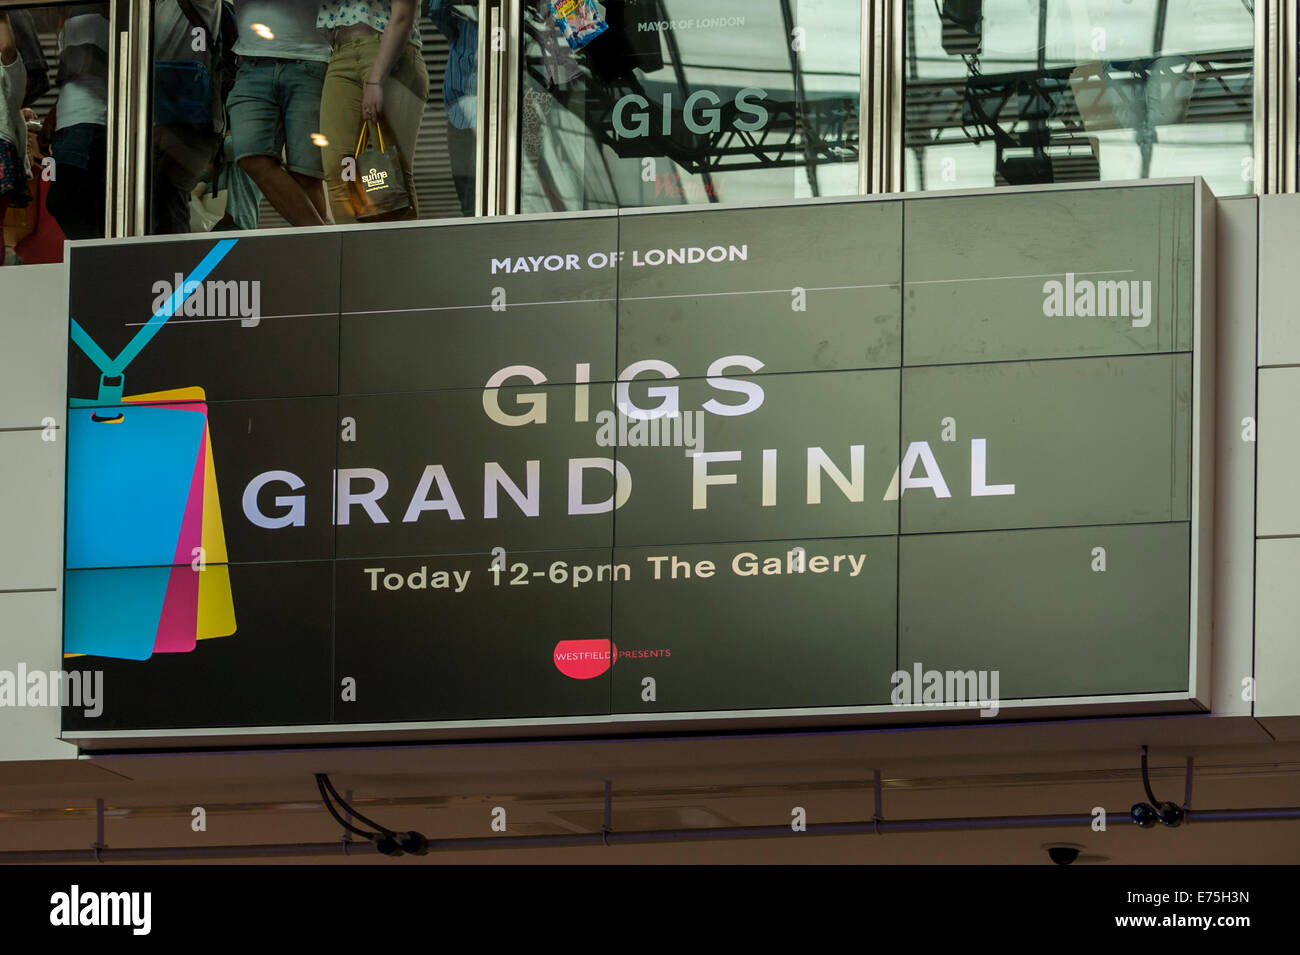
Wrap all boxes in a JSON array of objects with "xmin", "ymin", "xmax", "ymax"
[
  {"xmin": 1257, "ymin": 367, "xmax": 1300, "ymax": 536},
  {"xmin": 0, "ymin": 430, "xmax": 63, "ymax": 592},
  {"xmin": 1255, "ymin": 538, "xmax": 1300, "ymax": 718},
  {"xmin": 0, "ymin": 592, "xmax": 74, "ymax": 761},
  {"xmin": 1213, "ymin": 197, "xmax": 1258, "ymax": 716},
  {"xmin": 1258, "ymin": 194, "xmax": 1300, "ymax": 366},
  {"xmin": 0, "ymin": 264, "xmax": 67, "ymax": 430}
]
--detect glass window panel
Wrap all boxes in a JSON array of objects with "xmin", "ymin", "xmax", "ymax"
[
  {"xmin": 519, "ymin": 0, "xmax": 862, "ymax": 212},
  {"xmin": 144, "ymin": 0, "xmax": 479, "ymax": 236},
  {"xmin": 1161, "ymin": 0, "xmax": 1254, "ymax": 52},
  {"xmin": 904, "ymin": 0, "xmax": 1255, "ymax": 196},
  {"xmin": 1044, "ymin": 0, "xmax": 1157, "ymax": 64},
  {"xmin": 2, "ymin": 3, "xmax": 111, "ymax": 266}
]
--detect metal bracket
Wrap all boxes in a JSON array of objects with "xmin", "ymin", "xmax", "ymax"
[
  {"xmin": 600, "ymin": 780, "xmax": 613, "ymax": 847},
  {"xmin": 91, "ymin": 797, "xmax": 108, "ymax": 863},
  {"xmin": 871, "ymin": 769, "xmax": 884, "ymax": 835}
]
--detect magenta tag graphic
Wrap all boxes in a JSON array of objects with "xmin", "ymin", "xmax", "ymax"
[{"xmin": 553, "ymin": 639, "xmax": 617, "ymax": 679}]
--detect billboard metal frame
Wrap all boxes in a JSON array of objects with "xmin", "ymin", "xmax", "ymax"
[{"xmin": 60, "ymin": 176, "xmax": 1216, "ymax": 749}]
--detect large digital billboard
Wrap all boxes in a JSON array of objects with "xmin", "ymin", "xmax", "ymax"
[{"xmin": 60, "ymin": 181, "xmax": 1214, "ymax": 741}]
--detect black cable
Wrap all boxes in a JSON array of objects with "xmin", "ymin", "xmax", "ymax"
[
  {"xmin": 319, "ymin": 773, "xmax": 394, "ymax": 837},
  {"xmin": 314, "ymin": 774, "xmax": 377, "ymax": 841},
  {"xmin": 317, "ymin": 773, "xmax": 398, "ymax": 839},
  {"xmin": 1140, "ymin": 745, "xmax": 1162, "ymax": 807}
]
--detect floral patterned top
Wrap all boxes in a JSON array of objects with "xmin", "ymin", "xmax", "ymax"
[{"xmin": 316, "ymin": 1, "xmax": 423, "ymax": 49}]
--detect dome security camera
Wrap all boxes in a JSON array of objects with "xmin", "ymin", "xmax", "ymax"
[
  {"xmin": 1156, "ymin": 801, "xmax": 1185, "ymax": 828},
  {"xmin": 1045, "ymin": 844, "xmax": 1081, "ymax": 865},
  {"xmin": 1131, "ymin": 802, "xmax": 1159, "ymax": 828}
]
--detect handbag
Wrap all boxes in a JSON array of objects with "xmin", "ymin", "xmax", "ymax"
[{"xmin": 349, "ymin": 120, "xmax": 411, "ymax": 221}]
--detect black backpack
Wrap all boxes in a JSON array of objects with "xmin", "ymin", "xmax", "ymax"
[
  {"xmin": 153, "ymin": 1, "xmax": 238, "ymax": 191},
  {"xmin": 157, "ymin": 0, "xmax": 236, "ymax": 134},
  {"xmin": 7, "ymin": 9, "xmax": 51, "ymax": 108}
]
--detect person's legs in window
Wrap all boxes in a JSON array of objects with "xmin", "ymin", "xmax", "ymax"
[
  {"xmin": 320, "ymin": 37, "xmax": 427, "ymax": 223},
  {"xmin": 446, "ymin": 121, "xmax": 475, "ymax": 216},
  {"xmin": 214, "ymin": 134, "xmax": 263, "ymax": 230},
  {"xmin": 281, "ymin": 58, "xmax": 329, "ymax": 223},
  {"xmin": 46, "ymin": 160, "xmax": 105, "ymax": 241},
  {"xmin": 148, "ymin": 154, "xmax": 191, "ymax": 235},
  {"xmin": 0, "ymin": 196, "xmax": 11, "ymax": 264},
  {"xmin": 319, "ymin": 40, "xmax": 364, "ymax": 225},
  {"xmin": 0, "ymin": 135, "xmax": 32, "ymax": 261},
  {"xmin": 152, "ymin": 118, "xmax": 224, "ymax": 235},
  {"xmin": 231, "ymin": 59, "xmax": 325, "ymax": 227},
  {"xmin": 46, "ymin": 124, "xmax": 106, "ymax": 240},
  {"xmin": 378, "ymin": 43, "xmax": 429, "ymax": 219}
]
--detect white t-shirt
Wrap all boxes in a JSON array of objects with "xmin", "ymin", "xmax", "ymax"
[
  {"xmin": 55, "ymin": 12, "xmax": 110, "ymax": 131},
  {"xmin": 55, "ymin": 80, "xmax": 107, "ymax": 130},
  {"xmin": 154, "ymin": 0, "xmax": 221, "ymax": 63},
  {"xmin": 232, "ymin": 0, "xmax": 332, "ymax": 62},
  {"xmin": 0, "ymin": 53, "xmax": 29, "ymax": 175}
]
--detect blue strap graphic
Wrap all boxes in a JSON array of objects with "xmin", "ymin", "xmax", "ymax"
[{"xmin": 69, "ymin": 239, "xmax": 238, "ymax": 402}]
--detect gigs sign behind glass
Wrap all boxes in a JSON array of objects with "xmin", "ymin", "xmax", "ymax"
[
  {"xmin": 520, "ymin": 0, "xmax": 861, "ymax": 210},
  {"xmin": 905, "ymin": 0, "xmax": 1254, "ymax": 195}
]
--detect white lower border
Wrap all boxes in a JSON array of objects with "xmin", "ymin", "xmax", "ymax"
[{"xmin": 63, "ymin": 691, "xmax": 1204, "ymax": 751}]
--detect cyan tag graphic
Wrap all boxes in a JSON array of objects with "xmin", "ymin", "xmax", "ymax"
[
  {"xmin": 65, "ymin": 566, "xmax": 175, "ymax": 660},
  {"xmin": 64, "ymin": 405, "xmax": 207, "ymax": 659},
  {"xmin": 65, "ymin": 240, "xmax": 238, "ymax": 660},
  {"xmin": 66, "ymin": 405, "xmax": 207, "ymax": 569}
]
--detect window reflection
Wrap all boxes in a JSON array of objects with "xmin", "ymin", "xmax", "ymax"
[
  {"xmin": 520, "ymin": 0, "xmax": 862, "ymax": 212},
  {"xmin": 148, "ymin": 1, "xmax": 480, "ymax": 236},
  {"xmin": 904, "ymin": 0, "xmax": 1255, "ymax": 195},
  {"xmin": 2, "ymin": 4, "xmax": 111, "ymax": 266}
]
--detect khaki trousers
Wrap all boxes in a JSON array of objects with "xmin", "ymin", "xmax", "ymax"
[{"xmin": 320, "ymin": 35, "xmax": 429, "ymax": 223}]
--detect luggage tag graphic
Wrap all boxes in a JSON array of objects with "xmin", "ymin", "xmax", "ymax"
[
  {"xmin": 64, "ymin": 390, "xmax": 236, "ymax": 657},
  {"xmin": 63, "ymin": 398, "xmax": 215, "ymax": 658},
  {"xmin": 124, "ymin": 388, "xmax": 236, "ymax": 647},
  {"xmin": 64, "ymin": 564, "xmax": 176, "ymax": 661},
  {"xmin": 195, "ymin": 417, "xmax": 235, "ymax": 640},
  {"xmin": 153, "ymin": 424, "xmax": 205, "ymax": 653},
  {"xmin": 64, "ymin": 240, "xmax": 238, "ymax": 661},
  {"xmin": 65, "ymin": 404, "xmax": 206, "ymax": 659}
]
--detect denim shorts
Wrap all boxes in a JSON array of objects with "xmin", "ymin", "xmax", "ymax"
[
  {"xmin": 227, "ymin": 57, "xmax": 328, "ymax": 178},
  {"xmin": 51, "ymin": 123, "xmax": 107, "ymax": 171}
]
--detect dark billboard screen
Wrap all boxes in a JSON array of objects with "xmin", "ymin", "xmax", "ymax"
[{"xmin": 61, "ymin": 183, "xmax": 1208, "ymax": 735}]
